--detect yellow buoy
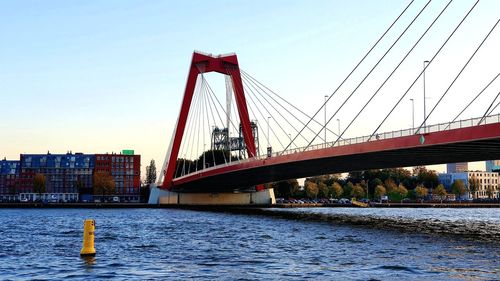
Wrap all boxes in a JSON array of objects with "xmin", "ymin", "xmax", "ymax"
[{"xmin": 80, "ymin": 219, "xmax": 96, "ymax": 256}]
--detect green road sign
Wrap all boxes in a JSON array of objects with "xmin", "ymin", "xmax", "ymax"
[{"xmin": 122, "ymin": 149, "xmax": 134, "ymax": 155}]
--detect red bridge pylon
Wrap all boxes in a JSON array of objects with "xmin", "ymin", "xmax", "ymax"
[{"xmin": 161, "ymin": 51, "xmax": 257, "ymax": 190}]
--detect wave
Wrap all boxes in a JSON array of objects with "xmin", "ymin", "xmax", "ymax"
[{"xmin": 235, "ymin": 208, "xmax": 500, "ymax": 243}]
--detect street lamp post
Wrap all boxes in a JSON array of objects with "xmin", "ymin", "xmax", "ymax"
[
  {"xmin": 410, "ymin": 98, "xmax": 414, "ymax": 129},
  {"xmin": 324, "ymin": 95, "xmax": 328, "ymax": 147},
  {"xmin": 423, "ymin": 60, "xmax": 429, "ymax": 132},
  {"xmin": 266, "ymin": 117, "xmax": 272, "ymax": 157},
  {"xmin": 336, "ymin": 119, "xmax": 340, "ymax": 139},
  {"xmin": 267, "ymin": 116, "xmax": 271, "ymax": 148},
  {"xmin": 203, "ymin": 144, "xmax": 206, "ymax": 169},
  {"xmin": 182, "ymin": 154, "xmax": 186, "ymax": 176}
]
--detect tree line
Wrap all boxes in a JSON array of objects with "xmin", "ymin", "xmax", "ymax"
[{"xmin": 270, "ymin": 167, "xmax": 473, "ymax": 201}]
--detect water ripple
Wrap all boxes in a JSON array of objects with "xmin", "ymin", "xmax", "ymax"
[{"xmin": 0, "ymin": 208, "xmax": 498, "ymax": 280}]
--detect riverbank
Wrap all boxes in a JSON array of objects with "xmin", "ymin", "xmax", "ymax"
[
  {"xmin": 0, "ymin": 202, "xmax": 153, "ymax": 208},
  {"xmin": 0, "ymin": 202, "xmax": 499, "ymax": 208}
]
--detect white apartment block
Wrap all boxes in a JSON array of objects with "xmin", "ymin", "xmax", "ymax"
[
  {"xmin": 439, "ymin": 171, "xmax": 499, "ymax": 199},
  {"xmin": 467, "ymin": 171, "xmax": 499, "ymax": 199}
]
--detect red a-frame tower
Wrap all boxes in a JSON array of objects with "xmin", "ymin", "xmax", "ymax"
[{"xmin": 161, "ymin": 51, "xmax": 257, "ymax": 190}]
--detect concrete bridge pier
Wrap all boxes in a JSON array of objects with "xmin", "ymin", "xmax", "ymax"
[{"xmin": 148, "ymin": 186, "xmax": 276, "ymax": 205}]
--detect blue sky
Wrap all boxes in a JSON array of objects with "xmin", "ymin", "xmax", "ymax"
[{"xmin": 1, "ymin": 0, "xmax": 499, "ymax": 177}]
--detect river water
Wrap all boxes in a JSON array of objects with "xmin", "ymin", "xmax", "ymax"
[{"xmin": 0, "ymin": 208, "xmax": 498, "ymax": 280}]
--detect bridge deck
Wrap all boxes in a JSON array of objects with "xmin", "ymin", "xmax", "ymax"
[{"xmin": 170, "ymin": 122, "xmax": 500, "ymax": 192}]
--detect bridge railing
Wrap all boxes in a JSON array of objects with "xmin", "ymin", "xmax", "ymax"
[
  {"xmin": 175, "ymin": 113, "xmax": 500, "ymax": 179},
  {"xmin": 261, "ymin": 113, "xmax": 500, "ymax": 159}
]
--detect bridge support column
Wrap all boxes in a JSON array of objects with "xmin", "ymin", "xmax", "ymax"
[{"xmin": 148, "ymin": 187, "xmax": 276, "ymax": 206}]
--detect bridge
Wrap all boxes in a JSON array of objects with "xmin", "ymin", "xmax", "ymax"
[
  {"xmin": 171, "ymin": 118, "xmax": 500, "ymax": 192},
  {"xmin": 150, "ymin": 1, "xmax": 499, "ymax": 204}
]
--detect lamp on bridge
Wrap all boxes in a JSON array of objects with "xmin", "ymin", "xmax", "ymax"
[
  {"xmin": 267, "ymin": 116, "xmax": 272, "ymax": 157},
  {"xmin": 423, "ymin": 60, "xmax": 430, "ymax": 132},
  {"xmin": 337, "ymin": 119, "xmax": 340, "ymax": 140},
  {"xmin": 203, "ymin": 144, "xmax": 206, "ymax": 169},
  {"xmin": 410, "ymin": 98, "xmax": 414, "ymax": 129},
  {"xmin": 324, "ymin": 95, "xmax": 328, "ymax": 147}
]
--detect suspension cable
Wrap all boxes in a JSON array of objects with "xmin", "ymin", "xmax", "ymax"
[
  {"xmin": 243, "ymin": 82, "xmax": 287, "ymax": 150},
  {"xmin": 240, "ymin": 70, "xmax": 307, "ymax": 147},
  {"xmin": 487, "ymin": 97, "xmax": 500, "ymax": 116},
  {"xmin": 293, "ymin": 0, "xmax": 419, "ymax": 149},
  {"xmin": 207, "ymin": 83, "xmax": 240, "ymax": 159},
  {"xmin": 304, "ymin": 0, "xmax": 432, "ymax": 150},
  {"xmin": 333, "ymin": 0, "xmax": 452, "ymax": 146},
  {"xmin": 285, "ymin": 0, "xmax": 420, "ymax": 152},
  {"xmin": 370, "ymin": 0, "xmax": 480, "ymax": 139},
  {"xmin": 203, "ymin": 74, "xmax": 240, "ymax": 134},
  {"xmin": 416, "ymin": 18, "xmax": 499, "ymax": 133},
  {"xmin": 242, "ymin": 71, "xmax": 318, "ymax": 145},
  {"xmin": 445, "ymin": 72, "xmax": 500, "ymax": 130},
  {"xmin": 199, "ymin": 74, "xmax": 218, "ymax": 168},
  {"xmin": 201, "ymin": 75, "xmax": 228, "ymax": 164},
  {"xmin": 176, "ymin": 77, "xmax": 202, "ymax": 178},
  {"xmin": 241, "ymin": 70, "xmax": 341, "ymax": 139},
  {"xmin": 185, "ymin": 78, "xmax": 204, "ymax": 175},
  {"xmin": 180, "ymin": 76, "xmax": 203, "ymax": 176},
  {"xmin": 238, "ymin": 70, "xmax": 286, "ymax": 151},
  {"xmin": 479, "ymin": 91, "xmax": 500, "ymax": 125}
]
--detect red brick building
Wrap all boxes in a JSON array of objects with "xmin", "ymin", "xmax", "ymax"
[{"xmin": 95, "ymin": 152, "xmax": 141, "ymax": 201}]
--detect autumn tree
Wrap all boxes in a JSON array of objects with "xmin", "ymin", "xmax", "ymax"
[
  {"xmin": 390, "ymin": 168, "xmax": 412, "ymax": 187},
  {"xmin": 396, "ymin": 184, "xmax": 408, "ymax": 202},
  {"xmin": 352, "ymin": 184, "xmax": 365, "ymax": 199},
  {"xmin": 451, "ymin": 180, "xmax": 467, "ymax": 202},
  {"xmin": 331, "ymin": 182, "xmax": 343, "ymax": 199},
  {"xmin": 305, "ymin": 182, "xmax": 319, "ymax": 199},
  {"xmin": 318, "ymin": 182, "xmax": 329, "ymax": 198},
  {"xmin": 359, "ymin": 180, "xmax": 368, "ymax": 198},
  {"xmin": 414, "ymin": 185, "xmax": 428, "ymax": 202},
  {"xmin": 33, "ymin": 173, "xmax": 46, "ymax": 199},
  {"xmin": 374, "ymin": 185, "xmax": 386, "ymax": 200},
  {"xmin": 370, "ymin": 178, "xmax": 383, "ymax": 198},
  {"xmin": 324, "ymin": 174, "xmax": 341, "ymax": 186},
  {"xmin": 93, "ymin": 171, "xmax": 116, "ymax": 198},
  {"xmin": 434, "ymin": 184, "xmax": 447, "ymax": 203},
  {"xmin": 413, "ymin": 166, "xmax": 439, "ymax": 189},
  {"xmin": 384, "ymin": 178, "xmax": 397, "ymax": 193},
  {"xmin": 468, "ymin": 175, "xmax": 479, "ymax": 199},
  {"xmin": 305, "ymin": 176, "xmax": 322, "ymax": 185}
]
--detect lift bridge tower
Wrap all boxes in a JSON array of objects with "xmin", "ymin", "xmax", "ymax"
[
  {"xmin": 210, "ymin": 74, "xmax": 259, "ymax": 159},
  {"xmin": 211, "ymin": 122, "xmax": 259, "ymax": 159}
]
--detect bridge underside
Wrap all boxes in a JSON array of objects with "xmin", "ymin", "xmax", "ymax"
[{"xmin": 169, "ymin": 123, "xmax": 500, "ymax": 192}]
